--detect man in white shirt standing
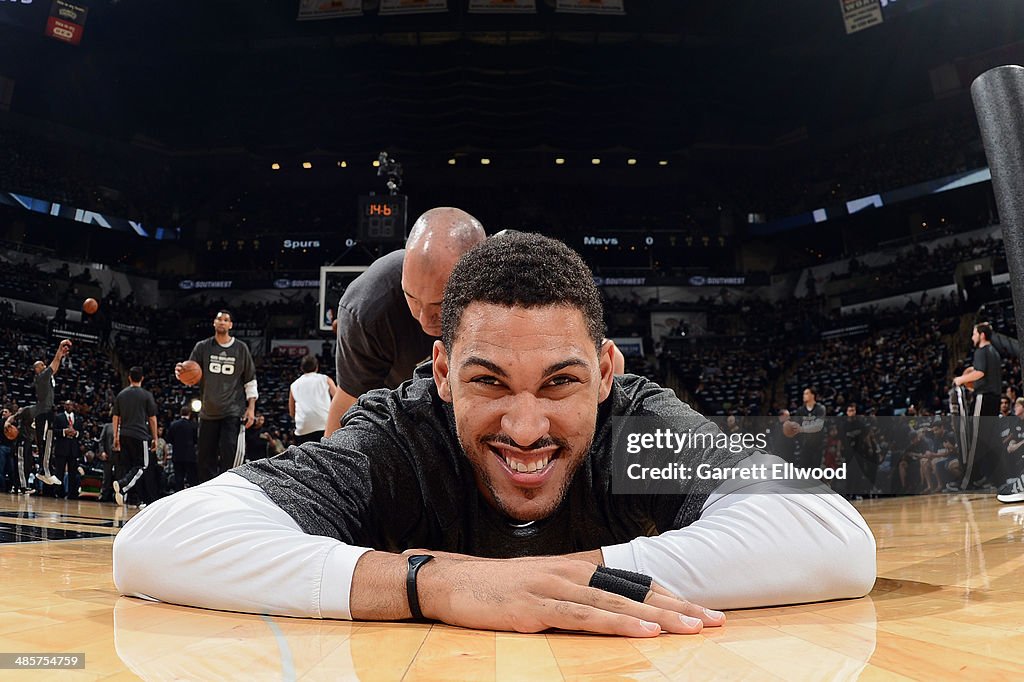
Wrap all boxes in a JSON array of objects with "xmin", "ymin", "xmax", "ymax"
[
  {"xmin": 289, "ymin": 355, "xmax": 338, "ymax": 445},
  {"xmin": 115, "ymin": 233, "xmax": 875, "ymax": 637}
]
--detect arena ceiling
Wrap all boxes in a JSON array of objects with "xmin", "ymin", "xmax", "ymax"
[{"xmin": 1, "ymin": 0, "xmax": 1023, "ymax": 160}]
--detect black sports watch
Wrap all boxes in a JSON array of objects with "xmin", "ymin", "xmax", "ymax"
[{"xmin": 406, "ymin": 554, "xmax": 435, "ymax": 620}]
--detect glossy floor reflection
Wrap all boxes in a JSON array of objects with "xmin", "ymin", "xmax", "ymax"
[{"xmin": 2, "ymin": 491, "xmax": 1023, "ymax": 680}]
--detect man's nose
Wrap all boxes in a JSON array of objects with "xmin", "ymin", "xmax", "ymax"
[{"xmin": 500, "ymin": 392, "xmax": 550, "ymax": 447}]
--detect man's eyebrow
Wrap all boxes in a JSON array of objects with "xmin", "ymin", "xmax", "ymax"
[
  {"xmin": 461, "ymin": 356, "xmax": 508, "ymax": 377},
  {"xmin": 541, "ymin": 359, "xmax": 589, "ymax": 376},
  {"xmin": 461, "ymin": 356, "xmax": 591, "ymax": 377}
]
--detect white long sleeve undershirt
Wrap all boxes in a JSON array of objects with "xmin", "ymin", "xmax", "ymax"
[{"xmin": 113, "ymin": 470, "xmax": 875, "ymax": 618}]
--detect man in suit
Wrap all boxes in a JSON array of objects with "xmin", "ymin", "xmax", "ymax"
[{"xmin": 50, "ymin": 400, "xmax": 82, "ymax": 498}]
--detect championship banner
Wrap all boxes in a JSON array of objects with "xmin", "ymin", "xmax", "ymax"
[
  {"xmin": 839, "ymin": 0, "xmax": 883, "ymax": 35},
  {"xmin": 296, "ymin": 0, "xmax": 362, "ymax": 21},
  {"xmin": 45, "ymin": 0, "xmax": 87, "ymax": 46},
  {"xmin": 379, "ymin": 0, "xmax": 448, "ymax": 15},
  {"xmin": 468, "ymin": 0, "xmax": 536, "ymax": 13},
  {"xmin": 555, "ymin": 0, "xmax": 625, "ymax": 15}
]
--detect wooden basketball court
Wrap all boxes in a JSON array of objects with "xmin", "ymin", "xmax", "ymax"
[{"xmin": 2, "ymin": 492, "xmax": 1024, "ymax": 680}]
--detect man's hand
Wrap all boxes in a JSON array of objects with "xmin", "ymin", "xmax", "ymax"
[
  {"xmin": 58, "ymin": 339, "xmax": 72, "ymax": 356},
  {"xmin": 243, "ymin": 409, "xmax": 255, "ymax": 429},
  {"xmin": 113, "ymin": 438, "xmax": 121, "ymax": 451},
  {"xmin": 351, "ymin": 552, "xmax": 724, "ymax": 637}
]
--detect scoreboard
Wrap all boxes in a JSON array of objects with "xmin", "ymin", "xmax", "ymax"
[{"xmin": 357, "ymin": 195, "xmax": 407, "ymax": 242}]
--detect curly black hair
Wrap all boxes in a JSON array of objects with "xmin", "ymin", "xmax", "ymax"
[{"xmin": 441, "ymin": 231, "xmax": 605, "ymax": 353}]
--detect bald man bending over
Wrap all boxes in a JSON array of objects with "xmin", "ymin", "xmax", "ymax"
[{"xmin": 325, "ymin": 207, "xmax": 487, "ymax": 436}]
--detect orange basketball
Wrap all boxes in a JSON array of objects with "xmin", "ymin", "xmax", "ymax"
[
  {"xmin": 178, "ymin": 360, "xmax": 203, "ymax": 386},
  {"xmin": 83, "ymin": 297, "xmax": 99, "ymax": 314},
  {"xmin": 4, "ymin": 423, "xmax": 17, "ymax": 441}
]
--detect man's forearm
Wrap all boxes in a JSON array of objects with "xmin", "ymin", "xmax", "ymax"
[
  {"xmin": 325, "ymin": 388, "xmax": 358, "ymax": 437},
  {"xmin": 113, "ymin": 473, "xmax": 371, "ymax": 619},
  {"xmin": 350, "ymin": 551, "xmax": 416, "ymax": 620},
  {"xmin": 599, "ymin": 481, "xmax": 875, "ymax": 610}
]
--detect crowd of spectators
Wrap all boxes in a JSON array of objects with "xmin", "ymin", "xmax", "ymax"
[{"xmin": 824, "ymin": 234, "xmax": 1007, "ymax": 302}]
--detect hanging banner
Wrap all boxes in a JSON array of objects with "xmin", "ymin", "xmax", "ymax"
[
  {"xmin": 297, "ymin": 0, "xmax": 362, "ymax": 21},
  {"xmin": 0, "ymin": 191, "xmax": 180, "ymax": 240},
  {"xmin": 469, "ymin": 0, "xmax": 536, "ymax": 13},
  {"xmin": 379, "ymin": 0, "xmax": 448, "ymax": 15},
  {"xmin": 839, "ymin": 0, "xmax": 883, "ymax": 35},
  {"xmin": 45, "ymin": 0, "xmax": 88, "ymax": 46},
  {"xmin": 555, "ymin": 0, "xmax": 624, "ymax": 15}
]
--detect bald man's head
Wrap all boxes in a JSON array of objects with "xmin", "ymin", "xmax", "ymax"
[{"xmin": 402, "ymin": 207, "xmax": 485, "ymax": 337}]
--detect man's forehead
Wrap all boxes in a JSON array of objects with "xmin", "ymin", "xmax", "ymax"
[{"xmin": 452, "ymin": 303, "xmax": 594, "ymax": 359}]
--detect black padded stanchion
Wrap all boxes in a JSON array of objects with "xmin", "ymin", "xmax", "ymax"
[{"xmin": 971, "ymin": 65, "xmax": 1024, "ymax": 343}]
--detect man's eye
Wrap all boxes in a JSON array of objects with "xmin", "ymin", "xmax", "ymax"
[
  {"xmin": 548, "ymin": 375, "xmax": 580, "ymax": 387},
  {"xmin": 470, "ymin": 376, "xmax": 502, "ymax": 386}
]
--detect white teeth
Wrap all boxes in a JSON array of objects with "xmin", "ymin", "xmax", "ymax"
[{"xmin": 502, "ymin": 454, "xmax": 550, "ymax": 474}]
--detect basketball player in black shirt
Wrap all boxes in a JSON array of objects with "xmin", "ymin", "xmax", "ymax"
[
  {"xmin": 175, "ymin": 310, "xmax": 258, "ymax": 482},
  {"xmin": 786, "ymin": 387, "xmax": 827, "ymax": 469},
  {"xmin": 953, "ymin": 322, "xmax": 1002, "ymax": 488}
]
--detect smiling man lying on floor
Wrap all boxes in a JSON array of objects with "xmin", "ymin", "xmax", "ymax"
[{"xmin": 114, "ymin": 232, "xmax": 875, "ymax": 637}]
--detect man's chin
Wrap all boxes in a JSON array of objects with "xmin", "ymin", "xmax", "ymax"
[{"xmin": 493, "ymin": 492, "xmax": 560, "ymax": 523}]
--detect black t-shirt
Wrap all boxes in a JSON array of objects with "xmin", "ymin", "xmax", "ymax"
[
  {"xmin": 973, "ymin": 344, "xmax": 1002, "ymax": 396},
  {"xmin": 15, "ymin": 408, "xmax": 35, "ymax": 443},
  {"xmin": 34, "ymin": 366, "xmax": 55, "ymax": 411},
  {"xmin": 166, "ymin": 418, "xmax": 198, "ymax": 462},
  {"xmin": 1009, "ymin": 417, "xmax": 1024, "ymax": 455},
  {"xmin": 112, "ymin": 386, "xmax": 157, "ymax": 441},
  {"xmin": 792, "ymin": 403, "xmax": 827, "ymax": 449},
  {"xmin": 236, "ymin": 374, "xmax": 749, "ymax": 558},
  {"xmin": 189, "ymin": 337, "xmax": 256, "ymax": 419},
  {"xmin": 840, "ymin": 416, "xmax": 866, "ymax": 453},
  {"xmin": 334, "ymin": 250, "xmax": 434, "ymax": 398}
]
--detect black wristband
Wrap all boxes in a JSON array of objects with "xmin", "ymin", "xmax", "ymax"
[{"xmin": 406, "ymin": 554, "xmax": 435, "ymax": 620}]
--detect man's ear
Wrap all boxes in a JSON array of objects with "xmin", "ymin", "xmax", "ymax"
[
  {"xmin": 598, "ymin": 339, "xmax": 615, "ymax": 403},
  {"xmin": 432, "ymin": 340, "xmax": 452, "ymax": 402}
]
